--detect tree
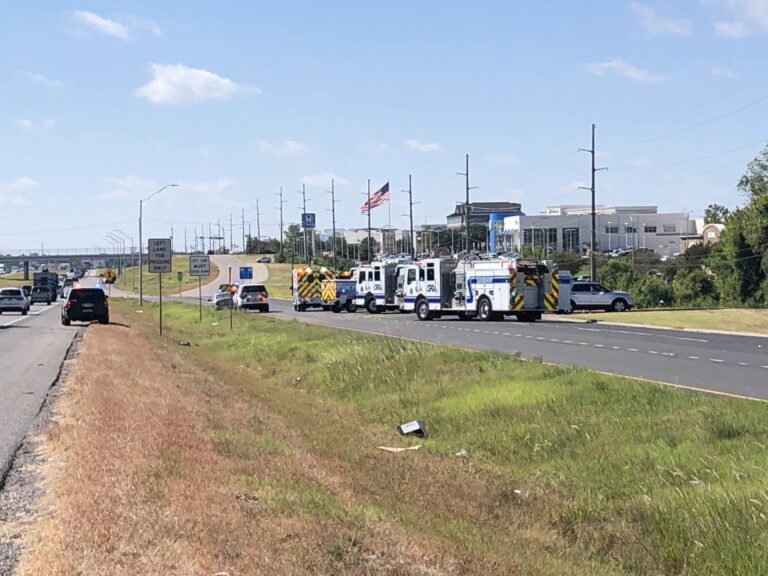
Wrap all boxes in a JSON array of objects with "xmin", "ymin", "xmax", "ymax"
[
  {"xmin": 596, "ymin": 259, "xmax": 636, "ymax": 291},
  {"xmin": 634, "ymin": 276, "xmax": 674, "ymax": 308},
  {"xmin": 672, "ymin": 269, "xmax": 718, "ymax": 307},
  {"xmin": 708, "ymin": 210, "xmax": 764, "ymax": 306},
  {"xmin": 704, "ymin": 204, "xmax": 730, "ymax": 224},
  {"xmin": 548, "ymin": 251, "xmax": 582, "ymax": 274}
]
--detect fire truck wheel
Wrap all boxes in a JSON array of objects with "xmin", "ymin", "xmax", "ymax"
[
  {"xmin": 365, "ymin": 297, "xmax": 379, "ymax": 314},
  {"xmin": 346, "ymin": 301, "xmax": 357, "ymax": 313},
  {"xmin": 477, "ymin": 297, "xmax": 492, "ymax": 322},
  {"xmin": 416, "ymin": 299, "xmax": 432, "ymax": 321},
  {"xmin": 331, "ymin": 305, "xmax": 341, "ymax": 313}
]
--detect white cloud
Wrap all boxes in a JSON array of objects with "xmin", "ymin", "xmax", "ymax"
[
  {"xmin": 711, "ymin": 66, "xmax": 738, "ymax": 78},
  {"xmin": 123, "ymin": 15, "xmax": 163, "ymax": 38},
  {"xmin": 301, "ymin": 173, "xmax": 349, "ymax": 187},
  {"xmin": 23, "ymin": 72, "xmax": 62, "ymax": 88},
  {"xmin": 745, "ymin": 0, "xmax": 768, "ymax": 29},
  {"xmin": 584, "ymin": 58, "xmax": 663, "ymax": 84},
  {"xmin": 258, "ymin": 140, "xmax": 305, "ymax": 156},
  {"xmin": 73, "ymin": 10, "xmax": 130, "ymax": 40},
  {"xmin": 14, "ymin": 118, "xmax": 55, "ymax": 132},
  {"xmin": 135, "ymin": 63, "xmax": 257, "ymax": 105},
  {"xmin": 1, "ymin": 177, "xmax": 40, "ymax": 192},
  {"xmin": 714, "ymin": 20, "xmax": 749, "ymax": 37},
  {"xmin": 405, "ymin": 139, "xmax": 442, "ymax": 152},
  {"xmin": 485, "ymin": 153, "xmax": 519, "ymax": 165},
  {"xmin": 630, "ymin": 3, "xmax": 693, "ymax": 36}
]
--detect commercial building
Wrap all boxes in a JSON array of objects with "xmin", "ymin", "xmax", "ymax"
[
  {"xmin": 446, "ymin": 202, "xmax": 522, "ymax": 229},
  {"xmin": 502, "ymin": 205, "xmax": 697, "ymax": 258}
]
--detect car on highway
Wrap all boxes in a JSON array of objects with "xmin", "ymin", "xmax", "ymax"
[
  {"xmin": 234, "ymin": 284, "xmax": 269, "ymax": 312},
  {"xmin": 61, "ymin": 287, "xmax": 109, "ymax": 325},
  {"xmin": 21, "ymin": 285, "xmax": 32, "ymax": 304},
  {"xmin": 210, "ymin": 291, "xmax": 233, "ymax": 310},
  {"xmin": 256, "ymin": 256, "xmax": 272, "ymax": 263},
  {"xmin": 58, "ymin": 277, "xmax": 74, "ymax": 297},
  {"xmin": 30, "ymin": 286, "xmax": 52, "ymax": 305},
  {"xmin": 0, "ymin": 287, "xmax": 30, "ymax": 315},
  {"xmin": 569, "ymin": 282, "xmax": 634, "ymax": 312}
]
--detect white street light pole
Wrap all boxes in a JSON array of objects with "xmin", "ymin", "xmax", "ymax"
[{"xmin": 139, "ymin": 184, "xmax": 177, "ymax": 306}]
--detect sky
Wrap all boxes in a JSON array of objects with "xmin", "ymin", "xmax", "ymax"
[{"xmin": 1, "ymin": 0, "xmax": 768, "ymax": 251}]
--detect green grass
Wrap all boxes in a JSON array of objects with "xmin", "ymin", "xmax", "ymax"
[
  {"xmin": 116, "ymin": 298, "xmax": 768, "ymax": 575},
  {"xmin": 0, "ymin": 272, "xmax": 26, "ymax": 288},
  {"xmin": 114, "ymin": 255, "xmax": 219, "ymax": 296},
  {"xmin": 586, "ymin": 308, "xmax": 768, "ymax": 335},
  {"xmin": 262, "ymin": 262, "xmax": 293, "ymax": 300}
]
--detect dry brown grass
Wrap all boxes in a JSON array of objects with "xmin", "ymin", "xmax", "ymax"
[{"xmin": 14, "ymin": 310, "xmax": 473, "ymax": 575}]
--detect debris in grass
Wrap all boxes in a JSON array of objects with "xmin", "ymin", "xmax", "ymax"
[
  {"xmin": 377, "ymin": 445, "xmax": 421, "ymax": 453},
  {"xmin": 211, "ymin": 322, "xmax": 219, "ymax": 326},
  {"xmin": 177, "ymin": 340, "xmax": 191, "ymax": 347},
  {"xmin": 455, "ymin": 448, "xmax": 469, "ymax": 458},
  {"xmin": 135, "ymin": 309, "xmax": 143, "ymax": 314},
  {"xmin": 398, "ymin": 419, "xmax": 428, "ymax": 438}
]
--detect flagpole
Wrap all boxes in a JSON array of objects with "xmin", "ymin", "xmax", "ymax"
[{"xmin": 367, "ymin": 179, "xmax": 372, "ymax": 260}]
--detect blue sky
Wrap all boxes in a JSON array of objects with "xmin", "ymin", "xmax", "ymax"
[{"xmin": 1, "ymin": 1, "xmax": 767, "ymax": 250}]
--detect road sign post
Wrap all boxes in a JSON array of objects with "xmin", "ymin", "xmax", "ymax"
[
  {"xmin": 148, "ymin": 238, "xmax": 172, "ymax": 335},
  {"xmin": 189, "ymin": 254, "xmax": 210, "ymax": 322}
]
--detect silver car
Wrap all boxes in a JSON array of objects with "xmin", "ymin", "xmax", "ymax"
[
  {"xmin": 569, "ymin": 282, "xmax": 634, "ymax": 312},
  {"xmin": 0, "ymin": 287, "xmax": 30, "ymax": 315}
]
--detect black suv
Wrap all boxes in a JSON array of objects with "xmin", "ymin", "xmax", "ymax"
[{"xmin": 62, "ymin": 288, "xmax": 109, "ymax": 325}]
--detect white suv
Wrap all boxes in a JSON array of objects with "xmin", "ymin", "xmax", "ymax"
[{"xmin": 570, "ymin": 282, "xmax": 634, "ymax": 312}]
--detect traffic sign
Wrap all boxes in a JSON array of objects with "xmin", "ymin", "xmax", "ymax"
[
  {"xmin": 239, "ymin": 266, "xmax": 253, "ymax": 280},
  {"xmin": 148, "ymin": 238, "xmax": 172, "ymax": 273},
  {"xmin": 189, "ymin": 254, "xmax": 210, "ymax": 277},
  {"xmin": 302, "ymin": 213, "xmax": 316, "ymax": 229}
]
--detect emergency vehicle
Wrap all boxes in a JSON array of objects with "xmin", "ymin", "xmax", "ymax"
[
  {"xmin": 320, "ymin": 271, "xmax": 358, "ymax": 313},
  {"xmin": 400, "ymin": 258, "xmax": 571, "ymax": 322},
  {"xmin": 292, "ymin": 266, "xmax": 335, "ymax": 311},
  {"xmin": 355, "ymin": 261, "xmax": 409, "ymax": 313}
]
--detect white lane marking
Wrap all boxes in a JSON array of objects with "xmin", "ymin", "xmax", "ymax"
[
  {"xmin": 628, "ymin": 348, "xmax": 639, "ymax": 352},
  {"xmin": 709, "ymin": 358, "xmax": 724, "ymax": 363},
  {"xmin": 594, "ymin": 344, "xmax": 605, "ymax": 348},
  {"xmin": 502, "ymin": 333, "xmax": 511, "ymax": 336},
  {"xmin": 738, "ymin": 362, "xmax": 750, "ymax": 366},
  {"xmin": 578, "ymin": 342, "xmax": 589, "ymax": 346},
  {"xmin": 473, "ymin": 329, "xmax": 481, "ymax": 333},
  {"xmin": 563, "ymin": 340, "xmax": 573, "ymax": 344},
  {"xmin": 578, "ymin": 327, "xmax": 602, "ymax": 332},
  {"xmin": 550, "ymin": 338, "xmax": 560, "ymax": 342},
  {"xmin": 611, "ymin": 346, "xmax": 621, "ymax": 350},
  {"xmin": 604, "ymin": 328, "xmax": 653, "ymax": 336},
  {"xmin": 677, "ymin": 336, "xmax": 708, "ymax": 343},
  {"xmin": 493, "ymin": 331, "xmax": 500, "ymax": 335},
  {"xmin": 536, "ymin": 337, "xmax": 546, "ymax": 341},
  {"xmin": 515, "ymin": 334, "xmax": 522, "ymax": 337},
  {"xmin": 525, "ymin": 335, "xmax": 533, "ymax": 339},
  {"xmin": 688, "ymin": 355, "xmax": 700, "ymax": 360},
  {"xmin": 648, "ymin": 350, "xmax": 658, "ymax": 354},
  {"xmin": 762, "ymin": 366, "xmax": 768, "ymax": 369},
  {"xmin": 662, "ymin": 352, "xmax": 676, "ymax": 357}
]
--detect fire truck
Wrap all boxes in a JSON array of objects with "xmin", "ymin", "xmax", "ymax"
[
  {"xmin": 355, "ymin": 262, "xmax": 411, "ymax": 313},
  {"xmin": 399, "ymin": 258, "xmax": 571, "ymax": 322},
  {"xmin": 292, "ymin": 266, "xmax": 335, "ymax": 311}
]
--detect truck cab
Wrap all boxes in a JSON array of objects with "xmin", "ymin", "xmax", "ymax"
[{"xmin": 355, "ymin": 262, "xmax": 405, "ymax": 313}]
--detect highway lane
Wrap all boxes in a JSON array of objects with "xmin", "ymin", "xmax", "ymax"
[
  {"xmin": 0, "ymin": 303, "xmax": 78, "ymax": 481},
  {"xmin": 265, "ymin": 300, "xmax": 768, "ymax": 400}
]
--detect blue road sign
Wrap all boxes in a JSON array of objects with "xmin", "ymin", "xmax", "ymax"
[
  {"xmin": 302, "ymin": 212, "xmax": 316, "ymax": 229},
  {"xmin": 239, "ymin": 266, "xmax": 253, "ymax": 280}
]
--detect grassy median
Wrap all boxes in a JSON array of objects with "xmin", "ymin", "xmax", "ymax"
[
  {"xmin": 114, "ymin": 255, "xmax": 219, "ymax": 296},
  {"xmin": 262, "ymin": 262, "xmax": 293, "ymax": 299},
  {"xmin": 586, "ymin": 308, "xmax": 768, "ymax": 335},
  {"xmin": 19, "ymin": 299, "xmax": 768, "ymax": 575}
]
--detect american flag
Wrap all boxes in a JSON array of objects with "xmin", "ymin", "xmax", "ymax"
[{"xmin": 360, "ymin": 181, "xmax": 390, "ymax": 214}]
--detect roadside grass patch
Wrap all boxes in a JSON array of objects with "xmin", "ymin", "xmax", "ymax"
[
  {"xmin": 586, "ymin": 308, "xmax": 768, "ymax": 335},
  {"xmin": 116, "ymin": 299, "xmax": 768, "ymax": 575},
  {"xmin": 115, "ymin": 255, "xmax": 219, "ymax": 296}
]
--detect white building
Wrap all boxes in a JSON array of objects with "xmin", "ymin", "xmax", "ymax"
[{"xmin": 502, "ymin": 205, "xmax": 697, "ymax": 257}]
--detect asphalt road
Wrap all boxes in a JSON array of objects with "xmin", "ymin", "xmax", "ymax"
[
  {"xmin": 0, "ymin": 303, "xmax": 78, "ymax": 482},
  {"xmin": 265, "ymin": 300, "xmax": 768, "ymax": 400},
  {"xmin": 180, "ymin": 255, "xmax": 268, "ymax": 298}
]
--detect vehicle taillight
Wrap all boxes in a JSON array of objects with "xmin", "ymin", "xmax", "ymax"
[
  {"xmin": 65, "ymin": 300, "xmax": 72, "ymax": 310},
  {"xmin": 336, "ymin": 290, "xmax": 341, "ymax": 297},
  {"xmin": 104, "ymin": 298, "xmax": 109, "ymax": 310}
]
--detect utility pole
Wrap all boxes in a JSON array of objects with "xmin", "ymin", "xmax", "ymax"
[
  {"xmin": 366, "ymin": 179, "xmax": 372, "ymax": 260},
  {"xmin": 580, "ymin": 123, "xmax": 607, "ymax": 282},
  {"xmin": 242, "ymin": 208, "xmax": 246, "ymax": 254},
  {"xmin": 229, "ymin": 212, "xmax": 234, "ymax": 253},
  {"xmin": 255, "ymin": 199, "xmax": 262, "ymax": 255},
  {"xmin": 184, "ymin": 227, "xmax": 187, "ymax": 254},
  {"xmin": 402, "ymin": 174, "xmax": 416, "ymax": 258},
  {"xmin": 456, "ymin": 154, "xmax": 477, "ymax": 253},
  {"xmin": 299, "ymin": 184, "xmax": 308, "ymax": 263},
  {"xmin": 326, "ymin": 179, "xmax": 338, "ymax": 270},
  {"xmin": 277, "ymin": 187, "xmax": 286, "ymax": 260}
]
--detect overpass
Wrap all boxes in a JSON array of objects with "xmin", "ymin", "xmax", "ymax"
[{"xmin": 0, "ymin": 249, "xmax": 140, "ymax": 280}]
